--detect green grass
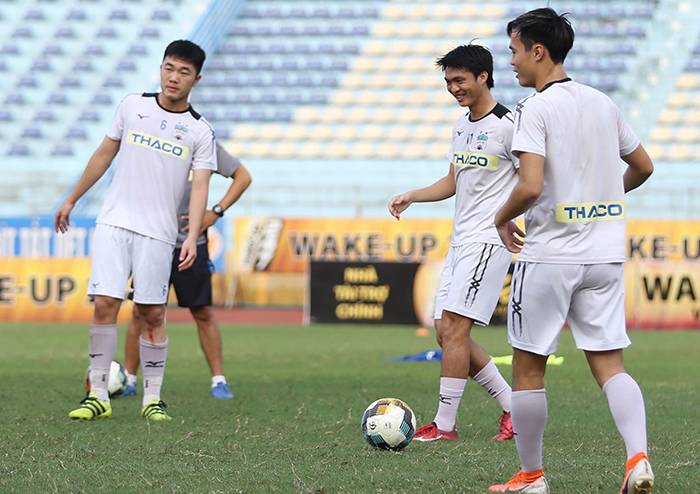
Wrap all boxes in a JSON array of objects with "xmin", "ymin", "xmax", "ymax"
[{"xmin": 0, "ymin": 323, "xmax": 697, "ymax": 493}]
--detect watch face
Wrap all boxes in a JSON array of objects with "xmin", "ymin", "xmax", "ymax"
[{"xmin": 213, "ymin": 205, "xmax": 224, "ymax": 216}]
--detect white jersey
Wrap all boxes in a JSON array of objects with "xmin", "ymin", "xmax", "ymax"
[
  {"xmin": 175, "ymin": 141, "xmax": 242, "ymax": 248},
  {"xmin": 448, "ymin": 103, "xmax": 520, "ymax": 246},
  {"xmin": 511, "ymin": 79, "xmax": 640, "ymax": 264},
  {"xmin": 97, "ymin": 92, "xmax": 217, "ymax": 245}
]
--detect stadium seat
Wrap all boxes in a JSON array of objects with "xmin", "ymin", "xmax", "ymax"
[
  {"xmin": 667, "ymin": 145, "xmax": 692, "ymax": 161},
  {"xmin": 676, "ymin": 74, "xmax": 699, "ymax": 90},
  {"xmin": 684, "ymin": 109, "xmax": 700, "ymax": 124},
  {"xmin": 649, "ymin": 127, "xmax": 673, "ymax": 143},
  {"xmin": 677, "ymin": 127, "xmax": 700, "ymax": 143},
  {"xmin": 657, "ymin": 109, "xmax": 682, "ymax": 124}
]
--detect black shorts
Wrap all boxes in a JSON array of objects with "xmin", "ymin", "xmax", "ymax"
[{"xmin": 170, "ymin": 243, "xmax": 213, "ymax": 308}]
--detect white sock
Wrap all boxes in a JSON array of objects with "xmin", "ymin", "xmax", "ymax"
[
  {"xmin": 126, "ymin": 372, "xmax": 137, "ymax": 388},
  {"xmin": 140, "ymin": 336, "xmax": 168, "ymax": 407},
  {"xmin": 512, "ymin": 389, "xmax": 547, "ymax": 472},
  {"xmin": 473, "ymin": 360, "xmax": 512, "ymax": 413},
  {"xmin": 211, "ymin": 375, "xmax": 227, "ymax": 387},
  {"xmin": 433, "ymin": 377, "xmax": 467, "ymax": 431},
  {"xmin": 89, "ymin": 323, "xmax": 118, "ymax": 402},
  {"xmin": 603, "ymin": 373, "xmax": 648, "ymax": 459}
]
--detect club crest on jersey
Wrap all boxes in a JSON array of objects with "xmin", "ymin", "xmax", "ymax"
[
  {"xmin": 173, "ymin": 123, "xmax": 189, "ymax": 141},
  {"xmin": 126, "ymin": 130, "xmax": 190, "ymax": 160},
  {"xmin": 475, "ymin": 132, "xmax": 489, "ymax": 150}
]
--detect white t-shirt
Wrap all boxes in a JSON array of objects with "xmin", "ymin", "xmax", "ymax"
[
  {"xmin": 97, "ymin": 92, "xmax": 217, "ymax": 245},
  {"xmin": 511, "ymin": 79, "xmax": 640, "ymax": 264},
  {"xmin": 448, "ymin": 103, "xmax": 520, "ymax": 246},
  {"xmin": 175, "ymin": 141, "xmax": 242, "ymax": 248}
]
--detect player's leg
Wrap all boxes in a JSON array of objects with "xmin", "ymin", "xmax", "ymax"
[
  {"xmin": 123, "ymin": 303, "xmax": 141, "ymax": 396},
  {"xmin": 190, "ymin": 305, "xmax": 233, "ymax": 399},
  {"xmin": 468, "ymin": 341, "xmax": 513, "ymax": 440},
  {"xmin": 70, "ymin": 225, "xmax": 132, "ymax": 420},
  {"xmin": 491, "ymin": 262, "xmax": 577, "ymax": 493},
  {"xmin": 132, "ymin": 232, "xmax": 174, "ymax": 421},
  {"xmin": 569, "ymin": 264, "xmax": 652, "ymax": 493}
]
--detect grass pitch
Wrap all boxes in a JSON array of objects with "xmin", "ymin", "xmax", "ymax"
[{"xmin": 0, "ymin": 323, "xmax": 697, "ymax": 493}]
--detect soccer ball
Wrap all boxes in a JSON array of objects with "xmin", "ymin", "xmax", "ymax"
[
  {"xmin": 84, "ymin": 360, "xmax": 128, "ymax": 398},
  {"xmin": 361, "ymin": 398, "xmax": 416, "ymax": 451}
]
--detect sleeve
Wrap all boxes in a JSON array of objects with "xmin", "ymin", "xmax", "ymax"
[
  {"xmin": 190, "ymin": 121, "xmax": 217, "ymax": 171},
  {"xmin": 502, "ymin": 118, "xmax": 520, "ymax": 170},
  {"xmin": 106, "ymin": 94, "xmax": 130, "ymax": 141},
  {"xmin": 614, "ymin": 102, "xmax": 641, "ymax": 157},
  {"xmin": 512, "ymin": 98, "xmax": 547, "ymax": 157},
  {"xmin": 215, "ymin": 141, "xmax": 242, "ymax": 177}
]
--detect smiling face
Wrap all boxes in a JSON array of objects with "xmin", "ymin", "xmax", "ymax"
[
  {"xmin": 159, "ymin": 56, "xmax": 201, "ymax": 105},
  {"xmin": 444, "ymin": 67, "xmax": 488, "ymax": 108},
  {"xmin": 509, "ymin": 31, "xmax": 538, "ymax": 88}
]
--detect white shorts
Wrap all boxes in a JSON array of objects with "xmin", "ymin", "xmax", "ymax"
[
  {"xmin": 88, "ymin": 224, "xmax": 175, "ymax": 304},
  {"xmin": 433, "ymin": 242, "xmax": 512, "ymax": 325},
  {"xmin": 508, "ymin": 262, "xmax": 630, "ymax": 355}
]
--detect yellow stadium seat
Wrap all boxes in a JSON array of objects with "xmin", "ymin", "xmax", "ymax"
[
  {"xmin": 296, "ymin": 107, "xmax": 319, "ymax": 123},
  {"xmin": 232, "ymin": 124, "xmax": 256, "ymax": 140},
  {"xmin": 412, "ymin": 92, "xmax": 432, "ymax": 105},
  {"xmin": 331, "ymin": 91, "xmax": 354, "ymax": 106},
  {"xmin": 657, "ymin": 109, "xmax": 681, "ymax": 124},
  {"xmin": 422, "ymin": 23, "xmax": 444, "ymax": 38},
  {"xmin": 648, "ymin": 127, "xmax": 674, "ymax": 143},
  {"xmin": 644, "ymin": 144, "xmax": 665, "ymax": 161},
  {"xmin": 260, "ymin": 124, "xmax": 283, "ymax": 141},
  {"xmin": 482, "ymin": 5, "xmax": 504, "ymax": 19},
  {"xmin": 694, "ymin": 146, "xmax": 700, "ymax": 162},
  {"xmin": 374, "ymin": 108, "xmax": 396, "ymax": 123},
  {"xmin": 432, "ymin": 5, "xmax": 454, "ymax": 19},
  {"xmin": 684, "ymin": 109, "xmax": 700, "ymax": 124},
  {"xmin": 357, "ymin": 91, "xmax": 380, "ymax": 105},
  {"xmin": 224, "ymin": 141, "xmax": 245, "ymax": 157},
  {"xmin": 248, "ymin": 142, "xmax": 271, "ymax": 158},
  {"xmin": 389, "ymin": 125, "xmax": 411, "ymax": 140},
  {"xmin": 373, "ymin": 22, "xmax": 395, "ymax": 38},
  {"xmin": 388, "ymin": 42, "xmax": 412, "ymax": 55},
  {"xmin": 364, "ymin": 41, "xmax": 385, "ymax": 56},
  {"xmin": 446, "ymin": 23, "xmax": 470, "ymax": 37},
  {"xmin": 271, "ymin": 142, "xmax": 297, "ymax": 158},
  {"xmin": 286, "ymin": 126, "xmax": 307, "ymax": 141},
  {"xmin": 437, "ymin": 125, "xmax": 454, "ymax": 140},
  {"xmin": 395, "ymin": 77, "xmax": 416, "ymax": 88},
  {"xmin": 429, "ymin": 142, "xmax": 449, "ymax": 160},
  {"xmin": 347, "ymin": 107, "xmax": 370, "ymax": 123},
  {"xmin": 418, "ymin": 73, "xmax": 443, "ymax": 88},
  {"xmin": 310, "ymin": 125, "xmax": 333, "ymax": 141},
  {"xmin": 474, "ymin": 23, "xmax": 496, "ymax": 37},
  {"xmin": 401, "ymin": 142, "xmax": 428, "ymax": 159},
  {"xmin": 342, "ymin": 73, "xmax": 365, "ymax": 88},
  {"xmin": 666, "ymin": 92, "xmax": 691, "ymax": 107},
  {"xmin": 398, "ymin": 108, "xmax": 421, "ymax": 123},
  {"xmin": 319, "ymin": 108, "xmax": 344, "ymax": 124},
  {"xmin": 336, "ymin": 125, "xmax": 359, "ymax": 141},
  {"xmin": 352, "ymin": 58, "xmax": 375, "ymax": 72},
  {"xmin": 692, "ymin": 92, "xmax": 700, "ymax": 107},
  {"xmin": 382, "ymin": 92, "xmax": 404, "ymax": 105},
  {"xmin": 298, "ymin": 142, "xmax": 323, "ymax": 159},
  {"xmin": 377, "ymin": 142, "xmax": 401, "ymax": 159},
  {"xmin": 424, "ymin": 108, "xmax": 450, "ymax": 124},
  {"xmin": 677, "ymin": 127, "xmax": 700, "ymax": 142},
  {"xmin": 456, "ymin": 5, "xmax": 479, "ymax": 17},
  {"xmin": 350, "ymin": 142, "xmax": 375, "ymax": 159},
  {"xmin": 382, "ymin": 5, "xmax": 405, "ymax": 20},
  {"xmin": 399, "ymin": 23, "xmax": 421, "ymax": 37},
  {"xmin": 403, "ymin": 57, "xmax": 428, "ymax": 72},
  {"xmin": 414, "ymin": 40, "xmax": 439, "ymax": 55},
  {"xmin": 326, "ymin": 142, "xmax": 349, "ymax": 158},
  {"xmin": 676, "ymin": 74, "xmax": 699, "ymax": 90},
  {"xmin": 359, "ymin": 125, "xmax": 386, "ymax": 141},
  {"xmin": 380, "ymin": 57, "xmax": 401, "ymax": 72},
  {"xmin": 369, "ymin": 73, "xmax": 391, "ymax": 88},
  {"xmin": 406, "ymin": 5, "xmax": 430, "ymax": 19},
  {"xmin": 667, "ymin": 144, "xmax": 692, "ymax": 160},
  {"xmin": 414, "ymin": 125, "xmax": 436, "ymax": 140}
]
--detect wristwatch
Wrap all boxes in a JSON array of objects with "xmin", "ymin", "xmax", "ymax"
[{"xmin": 212, "ymin": 204, "xmax": 225, "ymax": 217}]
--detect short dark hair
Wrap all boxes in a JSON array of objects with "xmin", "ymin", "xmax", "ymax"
[
  {"xmin": 506, "ymin": 8, "xmax": 574, "ymax": 64},
  {"xmin": 163, "ymin": 40, "xmax": 206, "ymax": 75},
  {"xmin": 435, "ymin": 44, "xmax": 494, "ymax": 89}
]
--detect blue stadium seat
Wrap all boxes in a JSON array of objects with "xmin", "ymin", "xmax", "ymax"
[
  {"xmin": 22, "ymin": 126, "xmax": 44, "ymax": 139},
  {"xmin": 66, "ymin": 9, "xmax": 87, "ymax": 21},
  {"xmin": 109, "ymin": 9, "xmax": 130, "ymax": 21},
  {"xmin": 31, "ymin": 59, "xmax": 52, "ymax": 71},
  {"xmin": 74, "ymin": 59, "xmax": 95, "ymax": 71},
  {"xmin": 54, "ymin": 27, "xmax": 76, "ymax": 38},
  {"xmin": 60, "ymin": 75, "xmax": 82, "ymax": 88},
  {"xmin": 1, "ymin": 44, "xmax": 19, "ymax": 55},
  {"xmin": 97, "ymin": 27, "xmax": 118, "ymax": 38},
  {"xmin": 0, "ymin": 110, "xmax": 15, "ymax": 122},
  {"xmin": 24, "ymin": 9, "xmax": 46, "ymax": 21},
  {"xmin": 35, "ymin": 110, "xmax": 56, "ymax": 122},
  {"xmin": 8, "ymin": 143, "xmax": 31, "ymax": 156},
  {"xmin": 151, "ymin": 10, "xmax": 171, "ymax": 21},
  {"xmin": 91, "ymin": 93, "xmax": 113, "ymax": 105},
  {"xmin": 51, "ymin": 144, "xmax": 74, "ymax": 156},
  {"xmin": 48, "ymin": 92, "xmax": 69, "ymax": 105},
  {"xmin": 13, "ymin": 27, "xmax": 34, "ymax": 38},
  {"xmin": 18, "ymin": 75, "xmax": 39, "ymax": 87},
  {"xmin": 128, "ymin": 44, "xmax": 147, "ymax": 56},
  {"xmin": 43, "ymin": 45, "xmax": 64, "ymax": 56},
  {"xmin": 140, "ymin": 27, "xmax": 159, "ymax": 38},
  {"xmin": 85, "ymin": 44, "xmax": 106, "ymax": 56},
  {"xmin": 79, "ymin": 110, "xmax": 100, "ymax": 122},
  {"xmin": 103, "ymin": 75, "xmax": 124, "ymax": 88},
  {"xmin": 5, "ymin": 94, "xmax": 26, "ymax": 105},
  {"xmin": 66, "ymin": 127, "xmax": 88, "ymax": 139},
  {"xmin": 117, "ymin": 59, "xmax": 137, "ymax": 71}
]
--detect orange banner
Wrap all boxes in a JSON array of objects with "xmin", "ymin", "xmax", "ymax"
[{"xmin": 0, "ymin": 259, "xmax": 133, "ymax": 322}]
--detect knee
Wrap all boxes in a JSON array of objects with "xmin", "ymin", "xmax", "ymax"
[
  {"xmin": 138, "ymin": 305, "xmax": 165, "ymax": 328},
  {"xmin": 439, "ymin": 314, "xmax": 469, "ymax": 344},
  {"xmin": 93, "ymin": 297, "xmax": 120, "ymax": 323},
  {"xmin": 190, "ymin": 306, "xmax": 213, "ymax": 324}
]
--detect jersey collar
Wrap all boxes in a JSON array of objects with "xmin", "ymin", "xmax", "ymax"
[{"xmin": 539, "ymin": 78, "xmax": 572, "ymax": 92}]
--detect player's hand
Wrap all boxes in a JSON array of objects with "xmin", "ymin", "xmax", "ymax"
[
  {"xmin": 181, "ymin": 211, "xmax": 218, "ymax": 235},
  {"xmin": 496, "ymin": 220, "xmax": 525, "ymax": 253},
  {"xmin": 178, "ymin": 237, "xmax": 197, "ymax": 271},
  {"xmin": 388, "ymin": 193, "xmax": 413, "ymax": 220},
  {"xmin": 54, "ymin": 200, "xmax": 75, "ymax": 233}
]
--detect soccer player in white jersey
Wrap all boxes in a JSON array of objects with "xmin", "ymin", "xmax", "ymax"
[
  {"xmin": 124, "ymin": 142, "xmax": 251, "ymax": 400},
  {"xmin": 489, "ymin": 9, "xmax": 655, "ymax": 494},
  {"xmin": 388, "ymin": 44, "xmax": 518, "ymax": 443},
  {"xmin": 54, "ymin": 40, "xmax": 217, "ymax": 421}
]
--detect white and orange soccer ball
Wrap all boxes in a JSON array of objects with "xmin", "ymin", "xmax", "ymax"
[
  {"xmin": 361, "ymin": 398, "xmax": 416, "ymax": 451},
  {"xmin": 84, "ymin": 360, "xmax": 128, "ymax": 398}
]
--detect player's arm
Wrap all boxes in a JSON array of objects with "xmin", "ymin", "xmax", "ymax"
[
  {"xmin": 621, "ymin": 144, "xmax": 654, "ymax": 193},
  {"xmin": 54, "ymin": 137, "xmax": 121, "ymax": 233},
  {"xmin": 388, "ymin": 164, "xmax": 455, "ymax": 220},
  {"xmin": 494, "ymin": 152, "xmax": 544, "ymax": 253},
  {"xmin": 178, "ymin": 168, "xmax": 212, "ymax": 271},
  {"xmin": 187, "ymin": 164, "xmax": 252, "ymax": 235}
]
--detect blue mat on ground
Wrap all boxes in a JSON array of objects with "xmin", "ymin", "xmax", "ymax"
[{"xmin": 382, "ymin": 351, "xmax": 564, "ymax": 365}]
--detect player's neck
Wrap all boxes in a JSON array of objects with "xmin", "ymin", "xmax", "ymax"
[
  {"xmin": 468, "ymin": 93, "xmax": 497, "ymax": 121},
  {"xmin": 535, "ymin": 65, "xmax": 569, "ymax": 92},
  {"xmin": 157, "ymin": 92, "xmax": 190, "ymax": 113}
]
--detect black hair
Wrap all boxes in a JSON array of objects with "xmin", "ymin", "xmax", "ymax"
[
  {"xmin": 163, "ymin": 40, "xmax": 206, "ymax": 75},
  {"xmin": 435, "ymin": 44, "xmax": 494, "ymax": 89},
  {"xmin": 506, "ymin": 8, "xmax": 574, "ymax": 64}
]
